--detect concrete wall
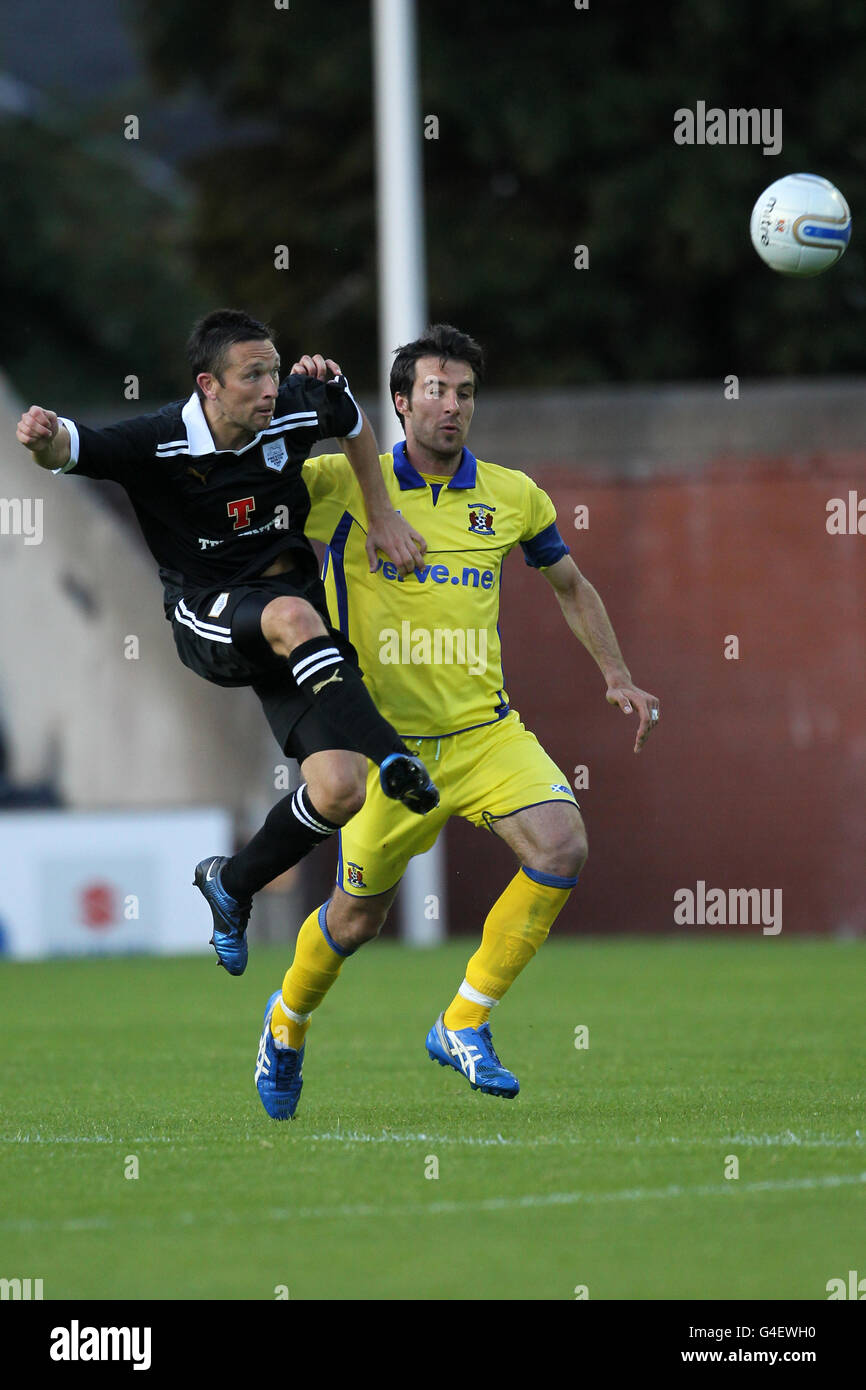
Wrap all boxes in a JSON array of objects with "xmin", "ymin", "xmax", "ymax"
[
  {"xmin": 0, "ymin": 375, "xmax": 270, "ymax": 813},
  {"xmin": 438, "ymin": 456, "xmax": 866, "ymax": 937}
]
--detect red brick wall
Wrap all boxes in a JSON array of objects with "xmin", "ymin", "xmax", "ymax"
[{"xmin": 443, "ymin": 459, "xmax": 866, "ymax": 937}]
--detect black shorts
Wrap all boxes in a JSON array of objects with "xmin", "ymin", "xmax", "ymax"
[{"xmin": 166, "ymin": 561, "xmax": 363, "ymax": 758}]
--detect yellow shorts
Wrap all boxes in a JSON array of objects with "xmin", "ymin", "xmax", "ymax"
[{"xmin": 337, "ymin": 710, "xmax": 579, "ymax": 896}]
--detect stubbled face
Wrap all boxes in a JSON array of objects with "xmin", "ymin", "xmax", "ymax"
[
  {"xmin": 395, "ymin": 356, "xmax": 476, "ymax": 467},
  {"xmin": 198, "ymin": 339, "xmax": 281, "ymax": 445}
]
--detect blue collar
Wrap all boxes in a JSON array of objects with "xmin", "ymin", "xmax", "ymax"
[{"xmin": 391, "ymin": 440, "xmax": 478, "ymax": 491}]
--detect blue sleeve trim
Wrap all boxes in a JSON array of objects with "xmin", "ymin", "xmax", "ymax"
[
  {"xmin": 520, "ymin": 522, "xmax": 569, "ymax": 570},
  {"xmin": 521, "ymin": 865, "xmax": 580, "ymax": 889},
  {"xmin": 317, "ymin": 899, "xmax": 354, "ymax": 957}
]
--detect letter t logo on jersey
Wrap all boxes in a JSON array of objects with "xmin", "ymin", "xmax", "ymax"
[{"xmin": 227, "ymin": 496, "xmax": 256, "ymax": 530}]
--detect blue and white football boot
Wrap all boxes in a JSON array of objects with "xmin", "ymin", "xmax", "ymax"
[
  {"xmin": 255, "ymin": 990, "xmax": 305, "ymax": 1120},
  {"xmin": 193, "ymin": 855, "xmax": 252, "ymax": 976},
  {"xmin": 425, "ymin": 1012, "xmax": 520, "ymax": 1099}
]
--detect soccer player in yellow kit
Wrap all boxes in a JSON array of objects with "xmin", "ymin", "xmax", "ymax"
[{"xmin": 253, "ymin": 325, "xmax": 660, "ymax": 1118}]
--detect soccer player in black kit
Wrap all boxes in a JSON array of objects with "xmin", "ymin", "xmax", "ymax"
[{"xmin": 16, "ymin": 309, "xmax": 439, "ymax": 977}]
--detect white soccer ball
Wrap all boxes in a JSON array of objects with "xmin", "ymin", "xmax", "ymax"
[{"xmin": 749, "ymin": 173, "xmax": 851, "ymax": 276}]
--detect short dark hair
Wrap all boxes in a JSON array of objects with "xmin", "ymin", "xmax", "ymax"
[
  {"xmin": 389, "ymin": 324, "xmax": 485, "ymax": 430},
  {"xmin": 187, "ymin": 309, "xmax": 273, "ymax": 399}
]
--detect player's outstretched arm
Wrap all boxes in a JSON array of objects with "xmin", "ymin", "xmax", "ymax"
[
  {"xmin": 291, "ymin": 352, "xmax": 426, "ymax": 576},
  {"xmin": 541, "ymin": 554, "xmax": 660, "ymax": 753},
  {"xmin": 16, "ymin": 406, "xmax": 71, "ymax": 471},
  {"xmin": 340, "ymin": 411, "xmax": 426, "ymax": 575}
]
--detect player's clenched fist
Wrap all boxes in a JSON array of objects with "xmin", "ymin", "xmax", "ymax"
[
  {"xmin": 290, "ymin": 355, "xmax": 342, "ymax": 381},
  {"xmin": 17, "ymin": 405, "xmax": 58, "ymax": 451},
  {"xmin": 16, "ymin": 406, "xmax": 70, "ymax": 470}
]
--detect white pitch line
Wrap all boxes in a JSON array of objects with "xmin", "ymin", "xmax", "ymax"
[
  {"xmin": 0, "ymin": 1171, "xmax": 863, "ymax": 1236},
  {"xmin": 0, "ymin": 1134, "xmax": 180, "ymax": 1145},
  {"xmin": 267, "ymin": 1170, "xmax": 866, "ymax": 1224},
  {"xmin": 302, "ymin": 1130, "xmax": 517, "ymax": 1146},
  {"xmin": 8, "ymin": 1131, "xmax": 512, "ymax": 1146},
  {"xmin": 300, "ymin": 1130, "xmax": 866, "ymax": 1150},
  {"xmin": 1, "ymin": 1130, "xmax": 862, "ymax": 1150},
  {"xmin": 724, "ymin": 1132, "xmax": 864, "ymax": 1148}
]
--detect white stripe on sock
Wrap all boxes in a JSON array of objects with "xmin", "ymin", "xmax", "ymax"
[
  {"xmin": 279, "ymin": 1000, "xmax": 311, "ymax": 1025},
  {"xmin": 292, "ymin": 647, "xmax": 341, "ymax": 679},
  {"xmin": 293, "ymin": 657, "xmax": 343, "ymax": 686},
  {"xmin": 293, "ymin": 786, "xmax": 336, "ymax": 838},
  {"xmin": 458, "ymin": 979, "xmax": 500, "ymax": 1008}
]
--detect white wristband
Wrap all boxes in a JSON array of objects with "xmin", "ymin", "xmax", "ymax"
[{"xmin": 53, "ymin": 417, "xmax": 80, "ymax": 474}]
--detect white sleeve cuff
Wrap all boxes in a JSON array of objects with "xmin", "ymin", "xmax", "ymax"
[
  {"xmin": 340, "ymin": 379, "xmax": 363, "ymax": 439},
  {"xmin": 53, "ymin": 417, "xmax": 80, "ymax": 474}
]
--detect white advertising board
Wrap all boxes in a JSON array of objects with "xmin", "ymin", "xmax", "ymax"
[{"xmin": 0, "ymin": 809, "xmax": 232, "ymax": 958}]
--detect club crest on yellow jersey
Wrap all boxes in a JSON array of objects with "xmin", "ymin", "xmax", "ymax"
[{"xmin": 468, "ymin": 503, "xmax": 496, "ymax": 536}]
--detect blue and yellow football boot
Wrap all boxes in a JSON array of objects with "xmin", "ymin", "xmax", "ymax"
[{"xmin": 255, "ymin": 991, "xmax": 305, "ymax": 1120}]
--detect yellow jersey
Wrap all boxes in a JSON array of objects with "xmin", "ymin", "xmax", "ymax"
[{"xmin": 303, "ymin": 442, "xmax": 568, "ymax": 738}]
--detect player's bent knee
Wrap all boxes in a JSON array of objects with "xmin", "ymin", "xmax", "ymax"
[
  {"xmin": 330, "ymin": 778, "xmax": 366, "ymax": 823},
  {"xmin": 341, "ymin": 911, "xmax": 385, "ymax": 949},
  {"xmin": 308, "ymin": 767, "xmax": 367, "ymax": 824},
  {"xmin": 327, "ymin": 895, "xmax": 388, "ymax": 949},
  {"xmin": 261, "ymin": 596, "xmax": 326, "ymax": 655},
  {"xmin": 541, "ymin": 822, "xmax": 588, "ymax": 880},
  {"xmin": 572, "ymin": 822, "xmax": 589, "ymax": 867}
]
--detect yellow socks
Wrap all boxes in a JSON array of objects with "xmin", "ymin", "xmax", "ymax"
[
  {"xmin": 270, "ymin": 868, "xmax": 577, "ymax": 1048},
  {"xmin": 443, "ymin": 867, "xmax": 578, "ymax": 1030},
  {"xmin": 270, "ymin": 902, "xmax": 351, "ymax": 1050}
]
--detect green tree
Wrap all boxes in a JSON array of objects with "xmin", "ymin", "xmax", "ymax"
[
  {"xmin": 133, "ymin": 0, "xmax": 866, "ymax": 385},
  {"xmin": 1, "ymin": 94, "xmax": 209, "ymax": 406}
]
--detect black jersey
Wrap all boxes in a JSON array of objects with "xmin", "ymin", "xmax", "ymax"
[{"xmin": 58, "ymin": 374, "xmax": 362, "ymax": 605}]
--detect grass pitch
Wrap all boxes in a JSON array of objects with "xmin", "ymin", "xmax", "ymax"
[{"xmin": 0, "ymin": 938, "xmax": 863, "ymax": 1301}]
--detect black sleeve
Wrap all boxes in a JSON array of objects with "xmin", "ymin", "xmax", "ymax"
[
  {"xmin": 66, "ymin": 413, "xmax": 163, "ymax": 489},
  {"xmin": 283, "ymin": 373, "xmax": 363, "ymax": 441}
]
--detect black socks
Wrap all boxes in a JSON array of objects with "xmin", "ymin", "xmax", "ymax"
[
  {"xmin": 288, "ymin": 635, "xmax": 406, "ymax": 765},
  {"xmin": 220, "ymin": 783, "xmax": 340, "ymax": 900}
]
